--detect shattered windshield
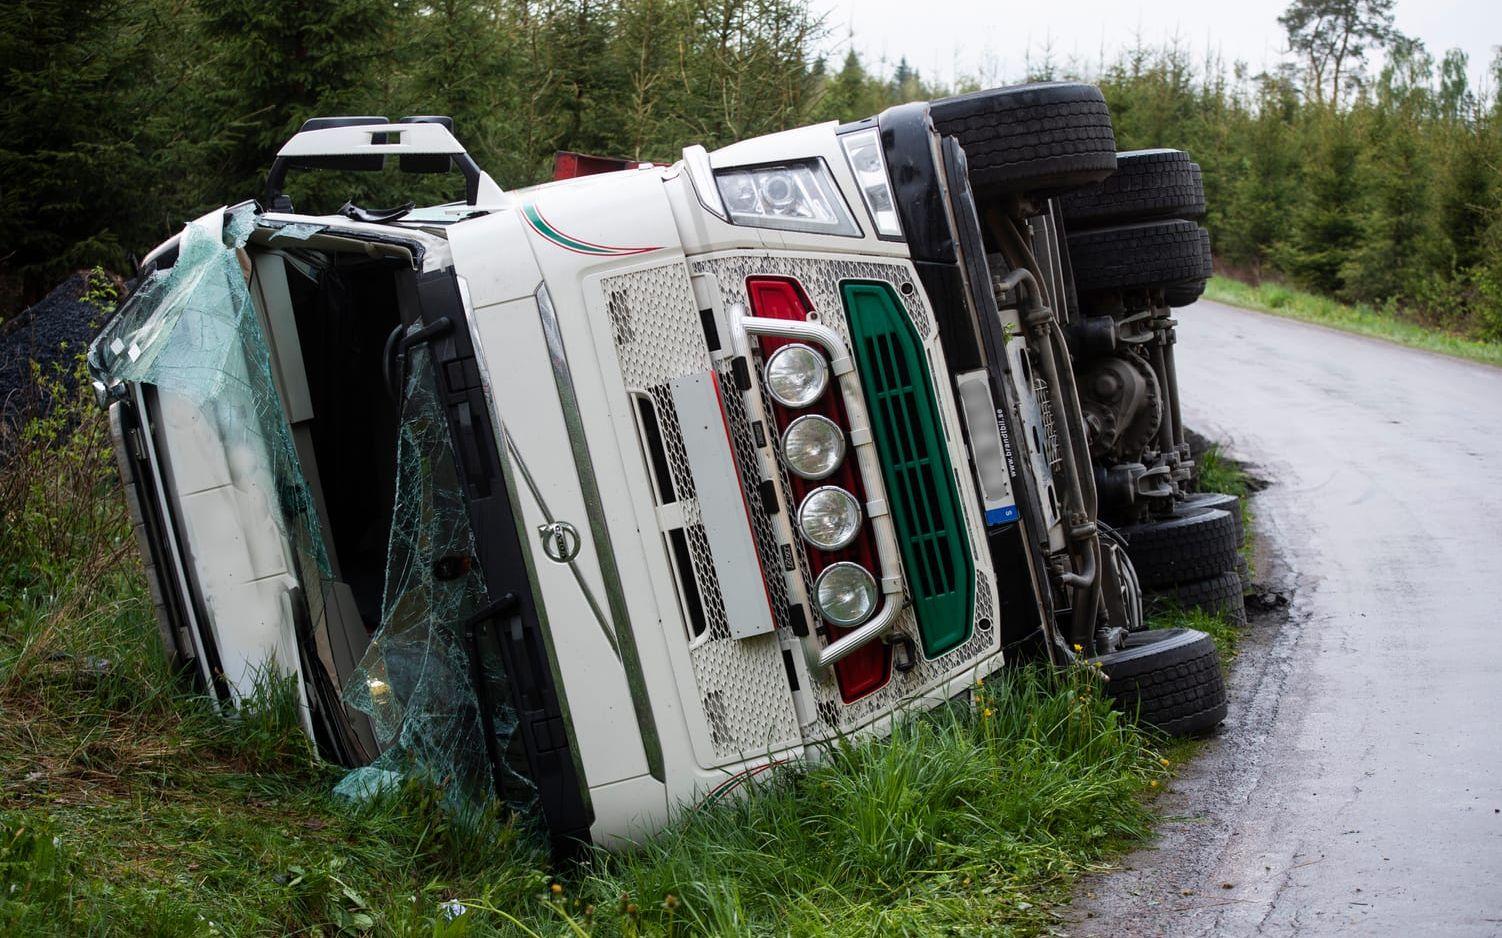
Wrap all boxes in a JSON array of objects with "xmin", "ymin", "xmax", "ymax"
[
  {"xmin": 88, "ymin": 206, "xmax": 335, "ymax": 689},
  {"xmin": 338, "ymin": 344, "xmax": 536, "ymax": 816},
  {"xmin": 88, "ymin": 208, "xmax": 530, "ymax": 820}
]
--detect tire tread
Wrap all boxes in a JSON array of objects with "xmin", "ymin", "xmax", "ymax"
[
  {"xmin": 1067, "ymin": 219, "xmax": 1213, "ymax": 294},
  {"xmin": 1121, "ymin": 507, "xmax": 1239, "ymax": 587},
  {"xmin": 1096, "ymin": 627, "xmax": 1227, "ymax": 736},
  {"xmin": 931, "ymin": 82, "xmax": 1118, "ymax": 194},
  {"xmin": 1061, "ymin": 148, "xmax": 1206, "ymax": 226}
]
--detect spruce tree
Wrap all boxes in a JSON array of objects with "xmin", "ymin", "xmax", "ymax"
[
  {"xmin": 814, "ymin": 50, "xmax": 887, "ymax": 123},
  {"xmin": 188, "ymin": 0, "xmax": 403, "ymax": 209},
  {"xmin": 1272, "ymin": 118, "xmax": 1362, "ymax": 294},
  {"xmin": 1216, "ymin": 75, "xmax": 1301, "ymax": 277},
  {"xmin": 1340, "ymin": 40, "xmax": 1445, "ymax": 302},
  {"xmin": 0, "ymin": 0, "xmax": 161, "ymax": 305}
]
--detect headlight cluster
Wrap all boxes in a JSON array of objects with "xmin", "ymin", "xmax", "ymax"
[
  {"xmin": 714, "ymin": 159, "xmax": 860, "ymax": 237},
  {"xmin": 839, "ymin": 129, "xmax": 902, "ymax": 238},
  {"xmin": 762, "ymin": 340, "xmax": 878, "ymax": 628}
]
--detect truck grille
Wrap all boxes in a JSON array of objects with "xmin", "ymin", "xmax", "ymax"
[
  {"xmin": 603, "ymin": 264, "xmax": 801, "ymax": 761},
  {"xmin": 842, "ymin": 280, "xmax": 975, "ymax": 659},
  {"xmin": 687, "ymin": 256, "xmax": 1000, "ymax": 735}
]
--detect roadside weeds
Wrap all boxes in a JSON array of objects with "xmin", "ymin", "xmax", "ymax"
[{"xmin": 1204, "ymin": 276, "xmax": 1502, "ymax": 369}]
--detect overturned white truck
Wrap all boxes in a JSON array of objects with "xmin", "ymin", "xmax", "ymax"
[{"xmin": 89, "ymin": 84, "xmax": 1226, "ymax": 850}]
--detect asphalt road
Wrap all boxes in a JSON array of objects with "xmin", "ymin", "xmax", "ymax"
[{"xmin": 1067, "ymin": 300, "xmax": 1502, "ymax": 936}]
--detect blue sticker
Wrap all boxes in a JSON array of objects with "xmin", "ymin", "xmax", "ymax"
[{"xmin": 985, "ymin": 505, "xmax": 1019, "ymax": 526}]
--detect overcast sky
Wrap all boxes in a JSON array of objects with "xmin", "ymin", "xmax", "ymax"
[{"xmin": 817, "ymin": 0, "xmax": 1501, "ymax": 93}]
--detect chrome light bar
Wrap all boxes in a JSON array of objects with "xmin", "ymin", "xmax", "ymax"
[{"xmin": 725, "ymin": 304, "xmax": 908, "ymax": 670}]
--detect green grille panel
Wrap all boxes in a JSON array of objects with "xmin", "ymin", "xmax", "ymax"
[{"xmin": 842, "ymin": 281, "xmax": 975, "ymax": 658}]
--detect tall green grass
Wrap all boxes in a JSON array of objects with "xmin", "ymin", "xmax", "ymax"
[
  {"xmin": 1204, "ymin": 276, "xmax": 1502, "ymax": 368},
  {"xmin": 1194, "ymin": 445, "xmax": 1248, "ymax": 502},
  {"xmin": 551, "ymin": 665, "xmax": 1162, "ymax": 936},
  {"xmin": 1, "ymin": 666, "xmax": 1163, "ymax": 936}
]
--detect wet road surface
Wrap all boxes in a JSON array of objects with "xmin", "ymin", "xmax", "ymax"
[{"xmin": 1066, "ymin": 300, "xmax": 1502, "ymax": 936}]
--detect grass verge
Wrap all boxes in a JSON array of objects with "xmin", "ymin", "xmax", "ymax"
[
  {"xmin": 1, "ymin": 298, "xmax": 1242, "ymax": 936},
  {"xmin": 1204, "ymin": 275, "xmax": 1502, "ymax": 368}
]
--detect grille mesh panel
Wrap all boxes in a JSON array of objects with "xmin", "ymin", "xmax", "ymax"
[
  {"xmin": 692, "ymin": 255, "xmax": 1002, "ymax": 738},
  {"xmin": 845, "ymin": 280, "xmax": 974, "ymax": 659},
  {"xmin": 605, "ymin": 264, "xmax": 799, "ymax": 761}
]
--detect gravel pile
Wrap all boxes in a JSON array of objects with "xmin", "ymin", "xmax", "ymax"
[{"xmin": 1, "ymin": 272, "xmax": 112, "ymax": 423}]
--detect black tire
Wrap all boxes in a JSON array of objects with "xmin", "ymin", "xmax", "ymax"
[
  {"xmin": 1060, "ymin": 149, "xmax": 1206, "ymax": 227},
  {"xmin": 1181, "ymin": 490, "xmax": 1252, "ymax": 587},
  {"xmin": 1093, "ymin": 627, "xmax": 1227, "ymax": 736},
  {"xmin": 1148, "ymin": 570, "xmax": 1247, "ymax": 626},
  {"xmin": 1180, "ymin": 491, "xmax": 1242, "ymax": 544},
  {"xmin": 1067, "ymin": 219, "xmax": 1214, "ymax": 295},
  {"xmin": 1164, "ymin": 277, "xmax": 1207, "ymax": 308},
  {"xmin": 1161, "ymin": 228, "xmax": 1214, "ymax": 307},
  {"xmin": 930, "ymin": 81, "xmax": 1117, "ymax": 195},
  {"xmin": 1119, "ymin": 507, "xmax": 1239, "ymax": 587}
]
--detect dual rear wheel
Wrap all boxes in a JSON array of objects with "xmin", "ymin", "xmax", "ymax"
[
  {"xmin": 931, "ymin": 82, "xmax": 1229, "ymax": 736},
  {"xmin": 1062, "ymin": 149, "xmax": 1212, "ymax": 308}
]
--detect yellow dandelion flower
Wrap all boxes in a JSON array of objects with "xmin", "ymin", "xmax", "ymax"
[
  {"xmin": 1160, "ymin": 758, "xmax": 1171, "ymax": 767},
  {"xmin": 550, "ymin": 883, "xmax": 563, "ymax": 896},
  {"xmin": 982, "ymin": 707, "xmax": 994, "ymax": 718},
  {"xmin": 1149, "ymin": 780, "xmax": 1159, "ymax": 788},
  {"xmin": 1072, "ymin": 643, "xmax": 1083, "ymax": 652}
]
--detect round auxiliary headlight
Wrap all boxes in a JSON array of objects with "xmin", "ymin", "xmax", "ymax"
[
  {"xmin": 814, "ymin": 562, "xmax": 878, "ymax": 626},
  {"xmin": 764, "ymin": 343, "xmax": 829, "ymax": 408},
  {"xmin": 797, "ymin": 486, "xmax": 863, "ymax": 551},
  {"xmin": 782, "ymin": 414, "xmax": 846, "ymax": 480}
]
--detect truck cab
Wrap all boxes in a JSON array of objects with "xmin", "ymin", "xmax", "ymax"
[{"xmin": 91, "ymin": 88, "xmax": 1217, "ymax": 850}]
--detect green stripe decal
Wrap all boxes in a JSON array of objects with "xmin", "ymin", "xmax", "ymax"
[
  {"xmin": 843, "ymin": 280, "xmax": 975, "ymax": 659},
  {"xmin": 522, "ymin": 203, "xmax": 657, "ymax": 256}
]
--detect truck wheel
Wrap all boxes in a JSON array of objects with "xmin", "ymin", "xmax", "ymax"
[
  {"xmin": 1181, "ymin": 491, "xmax": 1250, "ymax": 587},
  {"xmin": 1067, "ymin": 219, "xmax": 1213, "ymax": 295},
  {"xmin": 1163, "ymin": 277, "xmax": 1207, "ymax": 308},
  {"xmin": 1119, "ymin": 506, "xmax": 1239, "ymax": 587},
  {"xmin": 1181, "ymin": 490, "xmax": 1242, "ymax": 544},
  {"xmin": 1093, "ymin": 627, "xmax": 1227, "ymax": 736},
  {"xmin": 1148, "ymin": 570, "xmax": 1247, "ymax": 626},
  {"xmin": 929, "ymin": 81, "xmax": 1117, "ymax": 195},
  {"xmin": 1060, "ymin": 149, "xmax": 1205, "ymax": 227}
]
